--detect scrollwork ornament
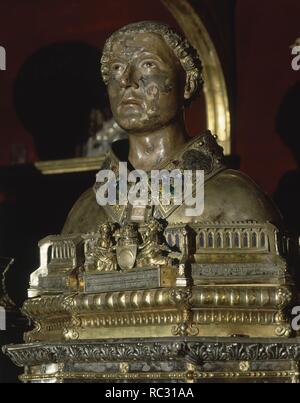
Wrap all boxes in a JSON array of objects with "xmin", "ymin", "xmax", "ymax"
[
  {"xmin": 276, "ymin": 287, "xmax": 293, "ymax": 309},
  {"xmin": 63, "ymin": 327, "xmax": 80, "ymax": 341},
  {"xmin": 172, "ymin": 307, "xmax": 199, "ymax": 336},
  {"xmin": 169, "ymin": 288, "xmax": 192, "ymax": 304},
  {"xmin": 63, "ymin": 311, "xmax": 82, "ymax": 341},
  {"xmin": 275, "ymin": 325, "xmax": 292, "ymax": 338},
  {"xmin": 24, "ymin": 321, "xmax": 43, "ymax": 343}
]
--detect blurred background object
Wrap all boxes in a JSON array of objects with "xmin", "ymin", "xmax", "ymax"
[
  {"xmin": 10, "ymin": 144, "xmax": 27, "ymax": 165},
  {"xmin": 83, "ymin": 109, "xmax": 127, "ymax": 157}
]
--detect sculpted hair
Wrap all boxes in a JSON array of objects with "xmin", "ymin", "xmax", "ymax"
[{"xmin": 101, "ymin": 21, "xmax": 204, "ymax": 103}]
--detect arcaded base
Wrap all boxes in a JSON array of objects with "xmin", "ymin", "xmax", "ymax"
[{"xmin": 3, "ymin": 337, "xmax": 300, "ymax": 383}]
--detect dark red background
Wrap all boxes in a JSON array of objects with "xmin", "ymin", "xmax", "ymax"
[{"xmin": 235, "ymin": 0, "xmax": 300, "ymax": 194}]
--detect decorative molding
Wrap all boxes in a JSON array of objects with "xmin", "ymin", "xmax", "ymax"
[
  {"xmin": 19, "ymin": 369, "xmax": 299, "ymax": 382},
  {"xmin": 4, "ymin": 338, "xmax": 300, "ymax": 368}
]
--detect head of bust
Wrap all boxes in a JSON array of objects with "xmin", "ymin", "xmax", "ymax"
[{"xmin": 101, "ymin": 21, "xmax": 203, "ymax": 134}]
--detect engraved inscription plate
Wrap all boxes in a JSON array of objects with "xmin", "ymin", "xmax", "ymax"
[
  {"xmin": 39, "ymin": 275, "xmax": 70, "ymax": 292},
  {"xmin": 83, "ymin": 268, "xmax": 162, "ymax": 293},
  {"xmin": 192, "ymin": 263, "xmax": 286, "ymax": 284}
]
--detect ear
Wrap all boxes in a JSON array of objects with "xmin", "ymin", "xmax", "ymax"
[{"xmin": 184, "ymin": 72, "xmax": 196, "ymax": 101}]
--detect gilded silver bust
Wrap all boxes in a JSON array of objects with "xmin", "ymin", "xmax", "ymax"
[
  {"xmin": 4, "ymin": 21, "xmax": 299, "ymax": 384},
  {"xmin": 63, "ymin": 21, "xmax": 281, "ymax": 235}
]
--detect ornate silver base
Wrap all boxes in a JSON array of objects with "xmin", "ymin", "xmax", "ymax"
[{"xmin": 3, "ymin": 337, "xmax": 300, "ymax": 383}]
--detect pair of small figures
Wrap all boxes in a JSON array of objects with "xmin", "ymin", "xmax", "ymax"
[{"xmin": 84, "ymin": 219, "xmax": 178, "ymax": 272}]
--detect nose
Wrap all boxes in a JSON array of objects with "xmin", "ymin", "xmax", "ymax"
[{"xmin": 119, "ymin": 64, "xmax": 139, "ymax": 89}]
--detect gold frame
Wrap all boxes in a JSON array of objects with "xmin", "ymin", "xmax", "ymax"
[
  {"xmin": 35, "ymin": 156, "xmax": 105, "ymax": 175},
  {"xmin": 162, "ymin": 0, "xmax": 231, "ymax": 154}
]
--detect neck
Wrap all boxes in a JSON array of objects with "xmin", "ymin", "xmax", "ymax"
[{"xmin": 128, "ymin": 119, "xmax": 188, "ymax": 171}]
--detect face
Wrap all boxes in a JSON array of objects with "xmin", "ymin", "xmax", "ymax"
[{"xmin": 107, "ymin": 32, "xmax": 185, "ymax": 133}]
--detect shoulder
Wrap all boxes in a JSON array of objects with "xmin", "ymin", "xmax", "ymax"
[
  {"xmin": 62, "ymin": 188, "xmax": 108, "ymax": 234},
  {"xmin": 202, "ymin": 169, "xmax": 283, "ymax": 225}
]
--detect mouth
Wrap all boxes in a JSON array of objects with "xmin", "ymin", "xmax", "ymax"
[{"xmin": 120, "ymin": 97, "xmax": 142, "ymax": 107}]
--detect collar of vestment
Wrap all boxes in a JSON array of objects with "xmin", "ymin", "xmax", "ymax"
[{"xmin": 94, "ymin": 130, "xmax": 226, "ymax": 224}]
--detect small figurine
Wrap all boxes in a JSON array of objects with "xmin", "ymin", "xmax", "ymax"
[
  {"xmin": 136, "ymin": 219, "xmax": 178, "ymax": 268},
  {"xmin": 84, "ymin": 223, "xmax": 117, "ymax": 272}
]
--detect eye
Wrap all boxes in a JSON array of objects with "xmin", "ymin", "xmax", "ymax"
[
  {"xmin": 111, "ymin": 63, "xmax": 125, "ymax": 73},
  {"xmin": 142, "ymin": 61, "xmax": 157, "ymax": 69}
]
